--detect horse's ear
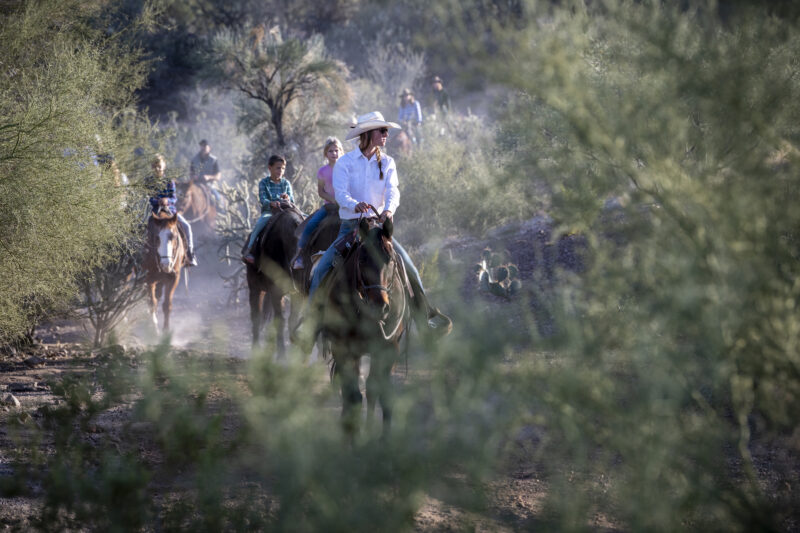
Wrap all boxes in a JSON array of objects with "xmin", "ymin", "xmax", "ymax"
[
  {"xmin": 359, "ymin": 218, "xmax": 370, "ymax": 239},
  {"xmin": 382, "ymin": 218, "xmax": 393, "ymax": 240}
]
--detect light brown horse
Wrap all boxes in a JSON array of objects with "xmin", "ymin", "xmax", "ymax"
[
  {"xmin": 177, "ymin": 181, "xmax": 216, "ymax": 235},
  {"xmin": 143, "ymin": 210, "xmax": 186, "ymax": 333}
]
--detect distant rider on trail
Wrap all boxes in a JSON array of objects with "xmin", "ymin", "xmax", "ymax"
[{"xmin": 189, "ymin": 139, "xmax": 224, "ymax": 211}]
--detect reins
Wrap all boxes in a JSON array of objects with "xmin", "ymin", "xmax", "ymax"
[{"xmin": 349, "ymin": 212, "xmax": 409, "ymax": 341}]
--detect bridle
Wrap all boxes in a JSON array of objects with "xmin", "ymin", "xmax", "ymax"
[
  {"xmin": 352, "ymin": 213, "xmax": 408, "ymax": 340},
  {"xmin": 148, "ymin": 212, "xmax": 182, "ymax": 273}
]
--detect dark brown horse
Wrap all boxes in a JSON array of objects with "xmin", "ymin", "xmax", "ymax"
[
  {"xmin": 318, "ymin": 217, "xmax": 411, "ymax": 437},
  {"xmin": 246, "ymin": 203, "xmax": 304, "ymax": 354},
  {"xmin": 177, "ymin": 181, "xmax": 216, "ymax": 235},
  {"xmin": 292, "ymin": 204, "xmax": 341, "ymax": 295},
  {"xmin": 143, "ymin": 210, "xmax": 186, "ymax": 333}
]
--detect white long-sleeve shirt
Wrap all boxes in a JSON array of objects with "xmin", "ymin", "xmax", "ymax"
[{"xmin": 333, "ymin": 148, "xmax": 400, "ymax": 220}]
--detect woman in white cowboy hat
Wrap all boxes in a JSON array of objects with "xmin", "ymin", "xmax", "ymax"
[{"xmin": 308, "ymin": 111, "xmax": 451, "ymax": 334}]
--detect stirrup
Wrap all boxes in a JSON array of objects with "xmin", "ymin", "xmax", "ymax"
[{"xmin": 426, "ymin": 308, "xmax": 453, "ymax": 336}]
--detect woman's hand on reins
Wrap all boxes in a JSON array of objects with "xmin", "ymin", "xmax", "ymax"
[{"xmin": 354, "ymin": 202, "xmax": 371, "ymax": 213}]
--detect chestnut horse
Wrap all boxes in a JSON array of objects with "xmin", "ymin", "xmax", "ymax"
[
  {"xmin": 177, "ymin": 181, "xmax": 216, "ymax": 235},
  {"xmin": 143, "ymin": 211, "xmax": 186, "ymax": 333},
  {"xmin": 246, "ymin": 203, "xmax": 304, "ymax": 355},
  {"xmin": 318, "ymin": 217, "xmax": 411, "ymax": 437},
  {"xmin": 387, "ymin": 129, "xmax": 413, "ymax": 158}
]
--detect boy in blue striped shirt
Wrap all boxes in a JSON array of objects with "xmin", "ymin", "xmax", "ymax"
[{"xmin": 243, "ymin": 155, "xmax": 294, "ymax": 264}]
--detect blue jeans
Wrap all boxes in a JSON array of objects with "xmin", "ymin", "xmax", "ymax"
[
  {"xmin": 211, "ymin": 187, "xmax": 225, "ymax": 212},
  {"xmin": 247, "ymin": 212, "xmax": 272, "ymax": 250},
  {"xmin": 297, "ymin": 208, "xmax": 328, "ymax": 250},
  {"xmin": 176, "ymin": 213, "xmax": 194, "ymax": 253},
  {"xmin": 308, "ymin": 219, "xmax": 424, "ymax": 302}
]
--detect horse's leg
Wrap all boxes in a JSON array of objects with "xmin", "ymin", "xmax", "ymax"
[
  {"xmin": 287, "ymin": 292, "xmax": 302, "ymax": 344},
  {"xmin": 365, "ymin": 355, "xmax": 378, "ymax": 432},
  {"xmin": 148, "ymin": 282, "xmax": 160, "ymax": 334},
  {"xmin": 249, "ymin": 289, "xmax": 263, "ymax": 346},
  {"xmin": 163, "ymin": 272, "xmax": 180, "ymax": 332},
  {"xmin": 273, "ymin": 291, "xmax": 287, "ymax": 361},
  {"xmin": 337, "ymin": 354, "xmax": 363, "ymax": 438},
  {"xmin": 368, "ymin": 347, "xmax": 397, "ymax": 436}
]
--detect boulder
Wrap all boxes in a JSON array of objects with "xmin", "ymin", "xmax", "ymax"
[{"xmin": 2, "ymin": 394, "xmax": 21, "ymax": 407}]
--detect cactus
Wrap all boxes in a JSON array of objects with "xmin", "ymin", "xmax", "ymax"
[
  {"xmin": 488, "ymin": 281, "xmax": 507, "ymax": 297},
  {"xmin": 478, "ymin": 271, "xmax": 490, "ymax": 291},
  {"xmin": 476, "ymin": 247, "xmax": 522, "ymax": 298},
  {"xmin": 507, "ymin": 263, "xmax": 519, "ymax": 279},
  {"xmin": 494, "ymin": 266, "xmax": 509, "ymax": 283}
]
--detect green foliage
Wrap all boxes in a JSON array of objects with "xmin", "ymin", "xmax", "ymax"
[
  {"xmin": 76, "ymin": 241, "xmax": 146, "ymax": 348},
  {"xmin": 396, "ymin": 114, "xmax": 535, "ymax": 245},
  {"xmin": 3, "ymin": 336, "xmax": 526, "ymax": 531},
  {"xmin": 4, "ymin": 1, "xmax": 800, "ymax": 531},
  {"xmin": 0, "ymin": 0, "xmax": 156, "ymax": 343},
  {"xmin": 486, "ymin": 0, "xmax": 800, "ymax": 529}
]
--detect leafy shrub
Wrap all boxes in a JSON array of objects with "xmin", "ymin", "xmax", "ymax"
[
  {"xmin": 396, "ymin": 114, "xmax": 535, "ymax": 246},
  {"xmin": 0, "ymin": 0, "xmax": 155, "ymax": 344}
]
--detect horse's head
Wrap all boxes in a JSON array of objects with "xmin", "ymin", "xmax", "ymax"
[
  {"xmin": 356, "ymin": 217, "xmax": 396, "ymax": 316},
  {"xmin": 148, "ymin": 213, "xmax": 182, "ymax": 273}
]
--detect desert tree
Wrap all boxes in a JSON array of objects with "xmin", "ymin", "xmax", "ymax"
[
  {"xmin": 77, "ymin": 242, "xmax": 147, "ymax": 348},
  {"xmin": 205, "ymin": 24, "xmax": 349, "ymax": 161},
  {"xmin": 0, "ymin": 0, "xmax": 157, "ymax": 345}
]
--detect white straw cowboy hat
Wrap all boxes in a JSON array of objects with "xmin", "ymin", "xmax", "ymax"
[{"xmin": 345, "ymin": 111, "xmax": 400, "ymax": 141}]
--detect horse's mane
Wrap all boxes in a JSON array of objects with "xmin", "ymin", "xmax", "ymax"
[{"xmin": 330, "ymin": 220, "xmax": 396, "ymax": 298}]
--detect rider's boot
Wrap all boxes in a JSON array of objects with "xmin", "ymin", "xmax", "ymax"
[
  {"xmin": 186, "ymin": 249, "xmax": 198, "ymax": 267},
  {"xmin": 242, "ymin": 239, "xmax": 256, "ymax": 264},
  {"xmin": 408, "ymin": 275, "xmax": 452, "ymax": 338}
]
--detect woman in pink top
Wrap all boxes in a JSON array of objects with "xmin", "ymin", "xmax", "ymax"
[{"xmin": 292, "ymin": 136, "xmax": 343, "ymax": 269}]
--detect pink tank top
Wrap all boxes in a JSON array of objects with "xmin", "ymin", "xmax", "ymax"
[{"xmin": 317, "ymin": 164, "xmax": 335, "ymax": 204}]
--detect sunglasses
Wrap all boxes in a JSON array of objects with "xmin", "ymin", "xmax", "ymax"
[{"xmin": 378, "ymin": 128, "xmax": 389, "ymax": 135}]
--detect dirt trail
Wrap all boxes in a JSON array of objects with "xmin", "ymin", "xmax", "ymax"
[{"xmin": 1, "ymin": 218, "xmax": 565, "ymax": 531}]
